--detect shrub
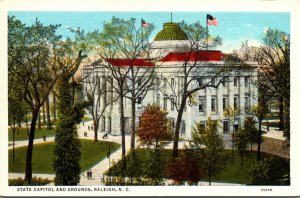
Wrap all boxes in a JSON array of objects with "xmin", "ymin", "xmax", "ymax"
[
  {"xmin": 165, "ymin": 149, "xmax": 202, "ymax": 185},
  {"xmin": 9, "ymin": 177, "xmax": 51, "ymax": 186},
  {"xmin": 249, "ymin": 157, "xmax": 290, "ymax": 185}
]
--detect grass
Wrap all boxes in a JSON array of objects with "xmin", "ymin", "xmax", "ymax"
[
  {"xmin": 82, "ymin": 117, "xmax": 93, "ymax": 122},
  {"xmin": 8, "ymin": 127, "xmax": 56, "ymax": 141},
  {"xmin": 209, "ymin": 151, "xmax": 273, "ymax": 184},
  {"xmin": 106, "ymin": 149, "xmax": 289, "ymax": 185},
  {"xmin": 8, "ymin": 139, "xmax": 120, "ymax": 174}
]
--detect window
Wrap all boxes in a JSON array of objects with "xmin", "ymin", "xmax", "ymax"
[
  {"xmin": 163, "ymin": 78, "xmax": 167, "ymax": 88},
  {"xmin": 156, "ymin": 94, "xmax": 160, "ymax": 106},
  {"xmin": 223, "ymin": 97, "xmax": 228, "ymax": 110},
  {"xmin": 199, "ymin": 97, "xmax": 205, "ymax": 112},
  {"xmin": 95, "ymin": 76, "xmax": 100, "ymax": 95},
  {"xmin": 200, "ymin": 121, "xmax": 206, "ymax": 129},
  {"xmin": 197, "ymin": 77, "xmax": 203, "ymax": 87},
  {"xmin": 108, "ymin": 117, "xmax": 111, "ymax": 134},
  {"xmin": 137, "ymin": 96, "xmax": 142, "ymax": 105},
  {"xmin": 223, "ymin": 120, "xmax": 229, "ymax": 134},
  {"xmin": 211, "ymin": 97, "xmax": 216, "ymax": 112},
  {"xmin": 103, "ymin": 77, "xmax": 107, "ymax": 106},
  {"xmin": 155, "ymin": 78, "xmax": 160, "ymax": 90},
  {"xmin": 171, "ymin": 97, "xmax": 175, "ymax": 110},
  {"xmin": 138, "ymin": 78, "xmax": 142, "ymax": 87},
  {"xmin": 245, "ymin": 76, "xmax": 250, "ymax": 87},
  {"xmin": 222, "ymin": 76, "xmax": 228, "ymax": 86},
  {"xmin": 171, "ymin": 78, "xmax": 175, "ymax": 88},
  {"xmin": 181, "ymin": 120, "xmax": 186, "ymax": 135},
  {"xmin": 163, "ymin": 96, "xmax": 168, "ymax": 109},
  {"xmin": 234, "ymin": 96, "xmax": 239, "ymax": 110},
  {"xmin": 211, "ymin": 78, "xmax": 215, "ymax": 86},
  {"xmin": 234, "ymin": 77, "xmax": 239, "ymax": 87},
  {"xmin": 245, "ymin": 96, "xmax": 250, "ymax": 110},
  {"xmin": 101, "ymin": 116, "xmax": 106, "ymax": 132},
  {"xmin": 170, "ymin": 118, "xmax": 175, "ymax": 132}
]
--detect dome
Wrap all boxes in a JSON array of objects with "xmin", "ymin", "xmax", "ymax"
[{"xmin": 154, "ymin": 22, "xmax": 188, "ymax": 41}]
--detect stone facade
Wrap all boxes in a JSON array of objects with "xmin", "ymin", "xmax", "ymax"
[{"xmin": 82, "ymin": 23, "xmax": 258, "ymax": 140}]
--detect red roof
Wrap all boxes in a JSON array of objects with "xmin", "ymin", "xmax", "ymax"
[
  {"xmin": 160, "ymin": 51, "xmax": 224, "ymax": 62},
  {"xmin": 106, "ymin": 58, "xmax": 154, "ymax": 67}
]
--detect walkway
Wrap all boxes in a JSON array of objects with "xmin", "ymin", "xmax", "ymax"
[{"xmin": 8, "ymin": 120, "xmax": 287, "ymax": 186}]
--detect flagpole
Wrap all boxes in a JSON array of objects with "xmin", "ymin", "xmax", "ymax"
[
  {"xmin": 206, "ymin": 14, "xmax": 208, "ymax": 51},
  {"xmin": 141, "ymin": 19, "xmax": 144, "ymax": 49}
]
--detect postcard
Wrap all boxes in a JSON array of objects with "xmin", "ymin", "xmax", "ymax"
[{"xmin": 0, "ymin": 0, "xmax": 299, "ymax": 196}]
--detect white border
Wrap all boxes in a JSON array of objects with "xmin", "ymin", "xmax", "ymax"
[{"xmin": 1, "ymin": 0, "xmax": 300, "ymax": 196}]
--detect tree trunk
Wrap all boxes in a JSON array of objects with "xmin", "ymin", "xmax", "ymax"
[
  {"xmin": 257, "ymin": 118, "xmax": 262, "ymax": 161},
  {"xmin": 26, "ymin": 115, "xmax": 29, "ymax": 137},
  {"xmin": 278, "ymin": 96, "xmax": 284, "ymax": 131},
  {"xmin": 130, "ymin": 96, "xmax": 136, "ymax": 150},
  {"xmin": 208, "ymin": 165, "xmax": 211, "ymax": 186},
  {"xmin": 38, "ymin": 112, "xmax": 41, "ymax": 129},
  {"xmin": 46, "ymin": 96, "xmax": 52, "ymax": 129},
  {"xmin": 240, "ymin": 151, "xmax": 243, "ymax": 167},
  {"xmin": 120, "ymin": 94, "xmax": 126, "ymax": 157},
  {"xmin": 25, "ymin": 108, "xmax": 39, "ymax": 183},
  {"xmin": 120, "ymin": 90, "xmax": 126, "ymax": 173},
  {"xmin": 94, "ymin": 118, "xmax": 98, "ymax": 142},
  {"xmin": 173, "ymin": 98, "xmax": 186, "ymax": 158},
  {"xmin": 72, "ymin": 76, "xmax": 75, "ymax": 106},
  {"xmin": 12, "ymin": 128, "xmax": 15, "ymax": 162},
  {"xmin": 42, "ymin": 104, "xmax": 46, "ymax": 125},
  {"xmin": 53, "ymin": 92, "xmax": 57, "ymax": 122}
]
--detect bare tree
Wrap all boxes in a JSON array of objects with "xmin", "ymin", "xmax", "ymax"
[
  {"xmin": 84, "ymin": 61, "xmax": 119, "ymax": 141},
  {"xmin": 157, "ymin": 21, "xmax": 231, "ymax": 158},
  {"xmin": 86, "ymin": 17, "xmax": 161, "ymax": 155}
]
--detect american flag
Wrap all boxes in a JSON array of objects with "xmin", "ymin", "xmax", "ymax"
[
  {"xmin": 141, "ymin": 19, "xmax": 151, "ymax": 27},
  {"xmin": 207, "ymin": 14, "xmax": 218, "ymax": 26}
]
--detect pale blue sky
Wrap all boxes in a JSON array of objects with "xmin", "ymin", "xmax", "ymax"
[{"xmin": 9, "ymin": 11, "xmax": 290, "ymax": 52}]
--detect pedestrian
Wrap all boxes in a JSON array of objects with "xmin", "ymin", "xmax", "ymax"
[
  {"xmin": 90, "ymin": 169, "xmax": 93, "ymax": 179},
  {"xmin": 43, "ymin": 135, "xmax": 46, "ymax": 141}
]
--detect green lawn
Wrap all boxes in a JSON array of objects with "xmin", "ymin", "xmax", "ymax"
[
  {"xmin": 8, "ymin": 128, "xmax": 56, "ymax": 141},
  {"xmin": 82, "ymin": 117, "xmax": 93, "ymax": 122},
  {"xmin": 9, "ymin": 139, "xmax": 120, "ymax": 174},
  {"xmin": 106, "ymin": 149, "xmax": 289, "ymax": 185}
]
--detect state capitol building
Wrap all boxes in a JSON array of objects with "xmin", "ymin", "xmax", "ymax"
[{"xmin": 82, "ymin": 22, "xmax": 258, "ymax": 140}]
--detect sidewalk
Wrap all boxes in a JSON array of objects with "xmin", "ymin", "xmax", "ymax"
[{"xmin": 9, "ymin": 120, "xmax": 283, "ymax": 186}]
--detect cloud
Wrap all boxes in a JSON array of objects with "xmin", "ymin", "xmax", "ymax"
[{"xmin": 247, "ymin": 39, "xmax": 263, "ymax": 47}]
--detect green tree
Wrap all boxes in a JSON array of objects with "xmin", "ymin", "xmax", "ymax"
[
  {"xmin": 53, "ymin": 70, "xmax": 87, "ymax": 185},
  {"xmin": 191, "ymin": 117, "xmax": 227, "ymax": 186},
  {"xmin": 232, "ymin": 128, "xmax": 248, "ymax": 167},
  {"xmin": 137, "ymin": 104, "xmax": 172, "ymax": 184},
  {"xmin": 8, "ymin": 16, "xmax": 62, "ymax": 183},
  {"xmin": 165, "ymin": 148, "xmax": 202, "ymax": 185},
  {"xmin": 256, "ymin": 29, "xmax": 289, "ymax": 134},
  {"xmin": 252, "ymin": 92, "xmax": 270, "ymax": 161},
  {"xmin": 223, "ymin": 106, "xmax": 241, "ymax": 161},
  {"xmin": 51, "ymin": 28, "xmax": 89, "ymax": 185},
  {"xmin": 244, "ymin": 117, "xmax": 258, "ymax": 151},
  {"xmin": 249, "ymin": 157, "xmax": 290, "ymax": 185},
  {"xmin": 8, "ymin": 92, "xmax": 27, "ymax": 161},
  {"xmin": 126, "ymin": 150, "xmax": 141, "ymax": 184}
]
